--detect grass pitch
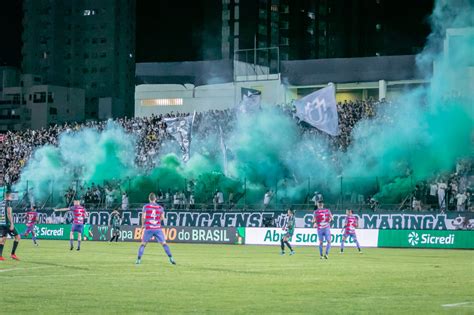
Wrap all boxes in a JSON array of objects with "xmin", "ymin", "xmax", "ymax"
[{"xmin": 0, "ymin": 240, "xmax": 473, "ymax": 314}]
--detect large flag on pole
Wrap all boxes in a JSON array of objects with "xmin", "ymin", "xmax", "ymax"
[
  {"xmin": 164, "ymin": 113, "xmax": 195, "ymax": 162},
  {"xmin": 294, "ymin": 85, "xmax": 339, "ymax": 136},
  {"xmin": 238, "ymin": 87, "xmax": 261, "ymax": 113}
]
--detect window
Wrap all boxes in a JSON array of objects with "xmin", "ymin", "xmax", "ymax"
[
  {"xmin": 49, "ymin": 107, "xmax": 57, "ymax": 115},
  {"xmin": 47, "ymin": 92, "xmax": 53, "ymax": 103},
  {"xmin": 99, "ymin": 52, "xmax": 106, "ymax": 58},
  {"xmin": 92, "ymin": 38, "xmax": 98, "ymax": 44},
  {"xmin": 271, "ymin": 5, "xmax": 278, "ymax": 12},
  {"xmin": 84, "ymin": 53, "xmax": 89, "ymax": 59},
  {"xmin": 91, "ymin": 67, "xmax": 97, "ymax": 73},
  {"xmin": 99, "ymin": 67, "xmax": 107, "ymax": 73},
  {"xmin": 33, "ymin": 92, "xmax": 46, "ymax": 103},
  {"xmin": 83, "ymin": 68, "xmax": 89, "ymax": 74},
  {"xmin": 83, "ymin": 9, "xmax": 96, "ymax": 16},
  {"xmin": 141, "ymin": 99, "xmax": 183, "ymax": 106},
  {"xmin": 100, "ymin": 38, "xmax": 106, "ymax": 44},
  {"xmin": 91, "ymin": 82, "xmax": 97, "ymax": 88}
]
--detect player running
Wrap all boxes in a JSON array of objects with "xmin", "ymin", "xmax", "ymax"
[
  {"xmin": 340, "ymin": 209, "xmax": 362, "ymax": 253},
  {"xmin": 280, "ymin": 209, "xmax": 295, "ymax": 255},
  {"xmin": 313, "ymin": 202, "xmax": 333, "ymax": 259},
  {"xmin": 23, "ymin": 205, "xmax": 39, "ymax": 246},
  {"xmin": 55, "ymin": 198, "xmax": 88, "ymax": 251},
  {"xmin": 0, "ymin": 191, "xmax": 21, "ymax": 261},
  {"xmin": 109, "ymin": 210, "xmax": 121, "ymax": 243},
  {"xmin": 136, "ymin": 193, "xmax": 176, "ymax": 265}
]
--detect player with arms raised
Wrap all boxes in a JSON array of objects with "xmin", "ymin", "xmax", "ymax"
[
  {"xmin": 23, "ymin": 205, "xmax": 39, "ymax": 246},
  {"xmin": 340, "ymin": 209, "xmax": 361, "ymax": 253},
  {"xmin": 313, "ymin": 202, "xmax": 333, "ymax": 259},
  {"xmin": 136, "ymin": 193, "xmax": 176, "ymax": 265},
  {"xmin": 280, "ymin": 209, "xmax": 295, "ymax": 255},
  {"xmin": 55, "ymin": 198, "xmax": 88, "ymax": 251}
]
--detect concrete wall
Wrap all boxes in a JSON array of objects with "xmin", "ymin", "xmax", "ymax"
[
  {"xmin": 135, "ymin": 79, "xmax": 285, "ymax": 117},
  {"xmin": 135, "ymin": 78, "xmax": 428, "ymax": 117}
]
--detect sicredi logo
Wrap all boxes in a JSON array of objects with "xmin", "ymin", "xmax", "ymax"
[
  {"xmin": 408, "ymin": 231, "xmax": 455, "ymax": 246},
  {"xmin": 408, "ymin": 232, "xmax": 419, "ymax": 246}
]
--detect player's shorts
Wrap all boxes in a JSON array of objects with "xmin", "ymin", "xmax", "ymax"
[
  {"xmin": 284, "ymin": 229, "xmax": 294, "ymax": 240},
  {"xmin": 343, "ymin": 231, "xmax": 357, "ymax": 240},
  {"xmin": 317, "ymin": 227, "xmax": 331, "ymax": 243},
  {"xmin": 112, "ymin": 226, "xmax": 121, "ymax": 233},
  {"xmin": 0, "ymin": 225, "xmax": 19, "ymax": 237},
  {"xmin": 24, "ymin": 225, "xmax": 36, "ymax": 235},
  {"xmin": 71, "ymin": 224, "xmax": 84, "ymax": 233},
  {"xmin": 143, "ymin": 229, "xmax": 165, "ymax": 243}
]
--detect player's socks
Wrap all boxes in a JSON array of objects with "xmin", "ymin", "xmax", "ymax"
[
  {"xmin": 318, "ymin": 244, "xmax": 323, "ymax": 256},
  {"xmin": 284, "ymin": 241, "xmax": 293, "ymax": 252},
  {"xmin": 355, "ymin": 239, "xmax": 361, "ymax": 251},
  {"xmin": 324, "ymin": 254, "xmax": 328, "ymax": 259},
  {"xmin": 162, "ymin": 244, "xmax": 172, "ymax": 257},
  {"xmin": 0, "ymin": 243, "xmax": 4, "ymax": 256},
  {"xmin": 109, "ymin": 235, "xmax": 114, "ymax": 242},
  {"xmin": 32, "ymin": 235, "xmax": 37, "ymax": 245},
  {"xmin": 77, "ymin": 240, "xmax": 81, "ymax": 250},
  {"xmin": 280, "ymin": 239, "xmax": 285, "ymax": 252},
  {"xmin": 137, "ymin": 244, "xmax": 145, "ymax": 259},
  {"xmin": 115, "ymin": 236, "xmax": 118, "ymax": 242},
  {"xmin": 290, "ymin": 250, "xmax": 295, "ymax": 255},
  {"xmin": 326, "ymin": 243, "xmax": 331, "ymax": 255},
  {"xmin": 69, "ymin": 239, "xmax": 74, "ymax": 250},
  {"xmin": 135, "ymin": 258, "xmax": 141, "ymax": 265},
  {"xmin": 169, "ymin": 257, "xmax": 176, "ymax": 265},
  {"xmin": 11, "ymin": 240, "xmax": 19, "ymax": 255}
]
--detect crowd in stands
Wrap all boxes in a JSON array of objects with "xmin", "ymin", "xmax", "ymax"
[{"xmin": 1, "ymin": 98, "xmax": 472, "ymax": 211}]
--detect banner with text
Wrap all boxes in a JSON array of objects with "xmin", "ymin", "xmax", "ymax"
[
  {"xmin": 377, "ymin": 230, "xmax": 474, "ymax": 249},
  {"xmin": 13, "ymin": 210, "xmax": 474, "ymax": 230},
  {"xmin": 17, "ymin": 224, "xmax": 72, "ymax": 240},
  {"xmin": 88, "ymin": 225, "xmax": 240, "ymax": 244},
  {"xmin": 244, "ymin": 228, "xmax": 379, "ymax": 247}
]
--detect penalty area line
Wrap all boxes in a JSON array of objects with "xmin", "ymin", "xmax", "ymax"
[{"xmin": 442, "ymin": 302, "xmax": 473, "ymax": 308}]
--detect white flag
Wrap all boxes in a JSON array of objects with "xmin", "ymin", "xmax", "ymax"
[{"xmin": 294, "ymin": 85, "xmax": 339, "ymax": 136}]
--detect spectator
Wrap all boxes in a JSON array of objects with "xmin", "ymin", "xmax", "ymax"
[
  {"xmin": 121, "ymin": 192, "xmax": 129, "ymax": 211},
  {"xmin": 455, "ymin": 191, "xmax": 467, "ymax": 212},
  {"xmin": 263, "ymin": 190, "xmax": 273, "ymax": 209},
  {"xmin": 412, "ymin": 185, "xmax": 422, "ymax": 211}
]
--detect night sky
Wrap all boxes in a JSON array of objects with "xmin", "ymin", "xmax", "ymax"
[{"xmin": 0, "ymin": 0, "xmax": 433, "ymax": 67}]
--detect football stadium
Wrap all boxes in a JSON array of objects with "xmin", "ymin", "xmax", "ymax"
[{"xmin": 0, "ymin": 0, "xmax": 473, "ymax": 314}]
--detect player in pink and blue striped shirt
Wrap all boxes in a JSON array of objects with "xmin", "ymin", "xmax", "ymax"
[
  {"xmin": 136, "ymin": 193, "xmax": 176, "ymax": 265},
  {"xmin": 313, "ymin": 202, "xmax": 333, "ymax": 259}
]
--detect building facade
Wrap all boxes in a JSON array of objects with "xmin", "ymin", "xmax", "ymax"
[
  {"xmin": 0, "ymin": 70, "xmax": 85, "ymax": 131},
  {"xmin": 223, "ymin": 0, "xmax": 432, "ymax": 66},
  {"xmin": 22, "ymin": 0, "xmax": 136, "ymax": 119}
]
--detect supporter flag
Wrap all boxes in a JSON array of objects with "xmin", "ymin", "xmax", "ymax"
[
  {"xmin": 294, "ymin": 85, "xmax": 339, "ymax": 136},
  {"xmin": 239, "ymin": 88, "xmax": 261, "ymax": 113},
  {"xmin": 164, "ymin": 113, "xmax": 195, "ymax": 162},
  {"xmin": 218, "ymin": 125, "xmax": 228, "ymax": 176}
]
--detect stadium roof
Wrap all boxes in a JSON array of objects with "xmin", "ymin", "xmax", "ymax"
[
  {"xmin": 135, "ymin": 55, "xmax": 428, "ymax": 87},
  {"xmin": 135, "ymin": 59, "xmax": 233, "ymax": 86},
  {"xmin": 281, "ymin": 55, "xmax": 426, "ymax": 86}
]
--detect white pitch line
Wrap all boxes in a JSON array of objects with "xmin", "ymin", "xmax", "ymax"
[
  {"xmin": 442, "ymin": 302, "xmax": 473, "ymax": 307},
  {"xmin": 0, "ymin": 266, "xmax": 52, "ymax": 273}
]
